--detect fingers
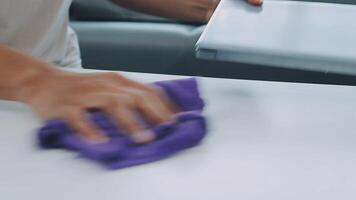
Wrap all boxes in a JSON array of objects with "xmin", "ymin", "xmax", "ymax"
[
  {"xmin": 248, "ymin": 0, "xmax": 263, "ymax": 6},
  {"xmin": 105, "ymin": 104, "xmax": 155, "ymax": 144},
  {"xmin": 144, "ymin": 85, "xmax": 179, "ymax": 114},
  {"xmin": 88, "ymin": 72, "xmax": 178, "ymax": 114},
  {"xmin": 65, "ymin": 109, "xmax": 108, "ymax": 143},
  {"xmin": 205, "ymin": 0, "xmax": 220, "ymax": 21},
  {"xmin": 85, "ymin": 93, "xmax": 157, "ymax": 143},
  {"xmin": 136, "ymin": 94, "xmax": 173, "ymax": 124},
  {"xmin": 98, "ymin": 72, "xmax": 178, "ymax": 115},
  {"xmin": 99, "ymin": 89, "xmax": 173, "ymax": 142},
  {"xmin": 122, "ymin": 88, "xmax": 175, "ymax": 124},
  {"xmin": 57, "ymin": 72, "xmax": 178, "ymax": 144}
]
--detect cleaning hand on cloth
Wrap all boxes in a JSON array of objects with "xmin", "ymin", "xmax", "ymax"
[{"xmin": 38, "ymin": 78, "xmax": 207, "ymax": 169}]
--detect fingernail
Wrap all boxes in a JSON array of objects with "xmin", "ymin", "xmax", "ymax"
[{"xmin": 131, "ymin": 130, "xmax": 155, "ymax": 144}]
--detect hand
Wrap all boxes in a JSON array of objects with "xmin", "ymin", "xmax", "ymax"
[
  {"xmin": 21, "ymin": 70, "xmax": 177, "ymax": 144},
  {"xmin": 111, "ymin": 0, "xmax": 262, "ymax": 23},
  {"xmin": 203, "ymin": 0, "xmax": 263, "ymax": 22},
  {"xmin": 247, "ymin": 0, "xmax": 263, "ymax": 6}
]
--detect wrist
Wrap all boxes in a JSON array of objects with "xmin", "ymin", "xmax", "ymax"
[
  {"xmin": 0, "ymin": 45, "xmax": 61, "ymax": 102},
  {"xmin": 13, "ymin": 65, "xmax": 60, "ymax": 103}
]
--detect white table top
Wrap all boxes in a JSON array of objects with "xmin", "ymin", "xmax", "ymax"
[{"xmin": 1, "ymin": 70, "xmax": 356, "ymax": 200}]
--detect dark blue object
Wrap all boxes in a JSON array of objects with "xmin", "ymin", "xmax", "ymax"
[{"xmin": 38, "ymin": 78, "xmax": 207, "ymax": 169}]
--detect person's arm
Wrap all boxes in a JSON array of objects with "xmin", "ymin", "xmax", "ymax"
[
  {"xmin": 0, "ymin": 45, "xmax": 57, "ymax": 101},
  {"xmin": 109, "ymin": 0, "xmax": 263, "ymax": 23},
  {"xmin": 0, "ymin": 45, "xmax": 176, "ymax": 143}
]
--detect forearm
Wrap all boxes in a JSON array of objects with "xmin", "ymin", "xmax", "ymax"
[
  {"xmin": 0, "ymin": 45, "xmax": 58, "ymax": 102},
  {"xmin": 110, "ymin": 0, "xmax": 215, "ymax": 23}
]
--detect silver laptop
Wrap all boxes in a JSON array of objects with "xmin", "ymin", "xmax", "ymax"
[{"xmin": 196, "ymin": 0, "xmax": 356, "ymax": 75}]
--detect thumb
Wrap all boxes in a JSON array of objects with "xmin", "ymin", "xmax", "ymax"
[{"xmin": 248, "ymin": 0, "xmax": 263, "ymax": 6}]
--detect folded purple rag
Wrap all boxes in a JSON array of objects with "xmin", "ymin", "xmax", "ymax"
[{"xmin": 38, "ymin": 78, "xmax": 207, "ymax": 169}]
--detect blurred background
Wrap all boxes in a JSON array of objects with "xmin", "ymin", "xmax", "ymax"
[{"xmin": 70, "ymin": 0, "xmax": 356, "ymax": 85}]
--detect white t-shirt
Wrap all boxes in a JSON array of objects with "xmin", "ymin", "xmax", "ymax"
[{"xmin": 0, "ymin": 0, "xmax": 81, "ymax": 68}]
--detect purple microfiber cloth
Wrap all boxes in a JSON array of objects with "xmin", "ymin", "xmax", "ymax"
[{"xmin": 38, "ymin": 78, "xmax": 207, "ymax": 169}]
